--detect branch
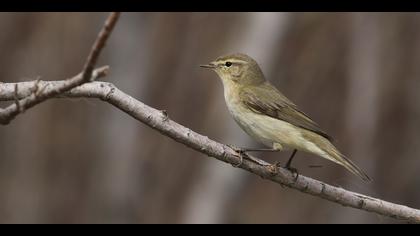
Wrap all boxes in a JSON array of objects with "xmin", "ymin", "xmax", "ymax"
[
  {"xmin": 0, "ymin": 80, "xmax": 419, "ymax": 223},
  {"xmin": 0, "ymin": 12, "xmax": 120, "ymax": 125},
  {"xmin": 81, "ymin": 12, "xmax": 120, "ymax": 82}
]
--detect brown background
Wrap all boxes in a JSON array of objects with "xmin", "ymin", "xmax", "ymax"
[{"xmin": 0, "ymin": 12, "xmax": 419, "ymax": 223}]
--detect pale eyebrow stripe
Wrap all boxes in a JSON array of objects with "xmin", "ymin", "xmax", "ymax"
[{"xmin": 215, "ymin": 59, "xmax": 247, "ymax": 65}]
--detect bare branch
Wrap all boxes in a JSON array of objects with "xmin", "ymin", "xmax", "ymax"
[
  {"xmin": 0, "ymin": 66, "xmax": 109, "ymax": 124},
  {"xmin": 0, "ymin": 80, "xmax": 419, "ymax": 223},
  {"xmin": 0, "ymin": 12, "xmax": 119, "ymax": 125},
  {"xmin": 81, "ymin": 12, "xmax": 120, "ymax": 82}
]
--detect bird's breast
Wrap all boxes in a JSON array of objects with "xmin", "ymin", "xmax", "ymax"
[{"xmin": 224, "ymin": 93, "xmax": 276, "ymax": 147}]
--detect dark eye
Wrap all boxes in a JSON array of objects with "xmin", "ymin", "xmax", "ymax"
[{"xmin": 225, "ymin": 61, "xmax": 232, "ymax": 67}]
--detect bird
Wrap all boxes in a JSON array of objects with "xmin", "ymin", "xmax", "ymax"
[{"xmin": 200, "ymin": 53, "xmax": 371, "ymax": 181}]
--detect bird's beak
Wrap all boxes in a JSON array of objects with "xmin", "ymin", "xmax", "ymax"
[{"xmin": 199, "ymin": 62, "xmax": 216, "ymax": 69}]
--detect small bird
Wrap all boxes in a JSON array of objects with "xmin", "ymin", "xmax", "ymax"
[{"xmin": 200, "ymin": 53, "xmax": 371, "ymax": 181}]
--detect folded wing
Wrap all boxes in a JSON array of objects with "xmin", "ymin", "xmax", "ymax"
[{"xmin": 240, "ymin": 82, "xmax": 333, "ymax": 142}]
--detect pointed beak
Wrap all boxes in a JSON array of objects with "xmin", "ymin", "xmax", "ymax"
[{"xmin": 199, "ymin": 62, "xmax": 216, "ymax": 69}]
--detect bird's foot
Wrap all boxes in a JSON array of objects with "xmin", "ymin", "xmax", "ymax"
[
  {"xmin": 228, "ymin": 144, "xmax": 247, "ymax": 167},
  {"xmin": 286, "ymin": 166, "xmax": 299, "ymax": 181},
  {"xmin": 230, "ymin": 145, "xmax": 246, "ymax": 154},
  {"xmin": 275, "ymin": 161, "xmax": 299, "ymax": 181}
]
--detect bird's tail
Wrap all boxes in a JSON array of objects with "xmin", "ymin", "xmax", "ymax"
[{"xmin": 322, "ymin": 143, "xmax": 371, "ymax": 182}]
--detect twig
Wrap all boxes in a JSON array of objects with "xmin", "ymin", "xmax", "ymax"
[
  {"xmin": 0, "ymin": 80, "xmax": 419, "ymax": 223},
  {"xmin": 0, "ymin": 12, "xmax": 120, "ymax": 125},
  {"xmin": 81, "ymin": 12, "xmax": 120, "ymax": 82}
]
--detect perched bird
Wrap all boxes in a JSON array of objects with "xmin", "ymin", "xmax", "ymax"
[{"xmin": 200, "ymin": 53, "xmax": 371, "ymax": 181}]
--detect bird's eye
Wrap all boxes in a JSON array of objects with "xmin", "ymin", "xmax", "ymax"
[{"xmin": 225, "ymin": 62, "xmax": 232, "ymax": 67}]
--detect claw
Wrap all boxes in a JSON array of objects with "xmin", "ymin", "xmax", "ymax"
[
  {"xmin": 228, "ymin": 144, "xmax": 245, "ymax": 167},
  {"xmin": 233, "ymin": 153, "xmax": 243, "ymax": 167},
  {"xmin": 228, "ymin": 144, "xmax": 243, "ymax": 153},
  {"xmin": 267, "ymin": 164, "xmax": 278, "ymax": 176},
  {"xmin": 285, "ymin": 166, "xmax": 299, "ymax": 181},
  {"xmin": 275, "ymin": 161, "xmax": 299, "ymax": 181}
]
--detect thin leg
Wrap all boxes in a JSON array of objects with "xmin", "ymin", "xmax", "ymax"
[
  {"xmin": 228, "ymin": 145, "xmax": 279, "ymax": 167},
  {"xmin": 285, "ymin": 149, "xmax": 297, "ymax": 169},
  {"xmin": 240, "ymin": 148, "xmax": 280, "ymax": 152},
  {"xmin": 275, "ymin": 149, "xmax": 299, "ymax": 181}
]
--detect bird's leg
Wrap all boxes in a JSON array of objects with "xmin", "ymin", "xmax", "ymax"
[
  {"xmin": 239, "ymin": 148, "xmax": 280, "ymax": 152},
  {"xmin": 284, "ymin": 149, "xmax": 297, "ymax": 169},
  {"xmin": 227, "ymin": 145, "xmax": 280, "ymax": 156},
  {"xmin": 285, "ymin": 151, "xmax": 299, "ymax": 179},
  {"xmin": 276, "ymin": 149, "xmax": 299, "ymax": 180},
  {"xmin": 234, "ymin": 147, "xmax": 280, "ymax": 167},
  {"xmin": 228, "ymin": 145, "xmax": 279, "ymax": 167}
]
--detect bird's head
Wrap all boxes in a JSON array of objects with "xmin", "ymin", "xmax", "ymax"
[{"xmin": 200, "ymin": 53, "xmax": 266, "ymax": 86}]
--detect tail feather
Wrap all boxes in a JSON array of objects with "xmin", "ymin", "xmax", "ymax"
[
  {"xmin": 301, "ymin": 130, "xmax": 371, "ymax": 182},
  {"xmin": 335, "ymin": 153, "xmax": 371, "ymax": 182},
  {"xmin": 324, "ymin": 146, "xmax": 372, "ymax": 182}
]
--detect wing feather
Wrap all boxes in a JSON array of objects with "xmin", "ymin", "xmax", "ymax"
[{"xmin": 240, "ymin": 83, "xmax": 333, "ymax": 141}]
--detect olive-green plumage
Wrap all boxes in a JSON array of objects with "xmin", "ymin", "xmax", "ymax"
[{"xmin": 201, "ymin": 53, "xmax": 371, "ymax": 181}]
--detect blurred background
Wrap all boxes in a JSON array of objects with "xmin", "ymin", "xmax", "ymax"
[{"xmin": 0, "ymin": 12, "xmax": 419, "ymax": 223}]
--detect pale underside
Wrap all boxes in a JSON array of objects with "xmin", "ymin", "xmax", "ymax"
[
  {"xmin": 221, "ymin": 79, "xmax": 340, "ymax": 165},
  {"xmin": 226, "ymin": 98, "xmax": 340, "ymax": 163}
]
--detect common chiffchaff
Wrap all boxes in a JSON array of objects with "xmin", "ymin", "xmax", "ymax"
[{"xmin": 200, "ymin": 53, "xmax": 370, "ymax": 181}]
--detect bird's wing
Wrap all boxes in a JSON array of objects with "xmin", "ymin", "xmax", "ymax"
[{"xmin": 240, "ymin": 83, "xmax": 333, "ymax": 141}]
